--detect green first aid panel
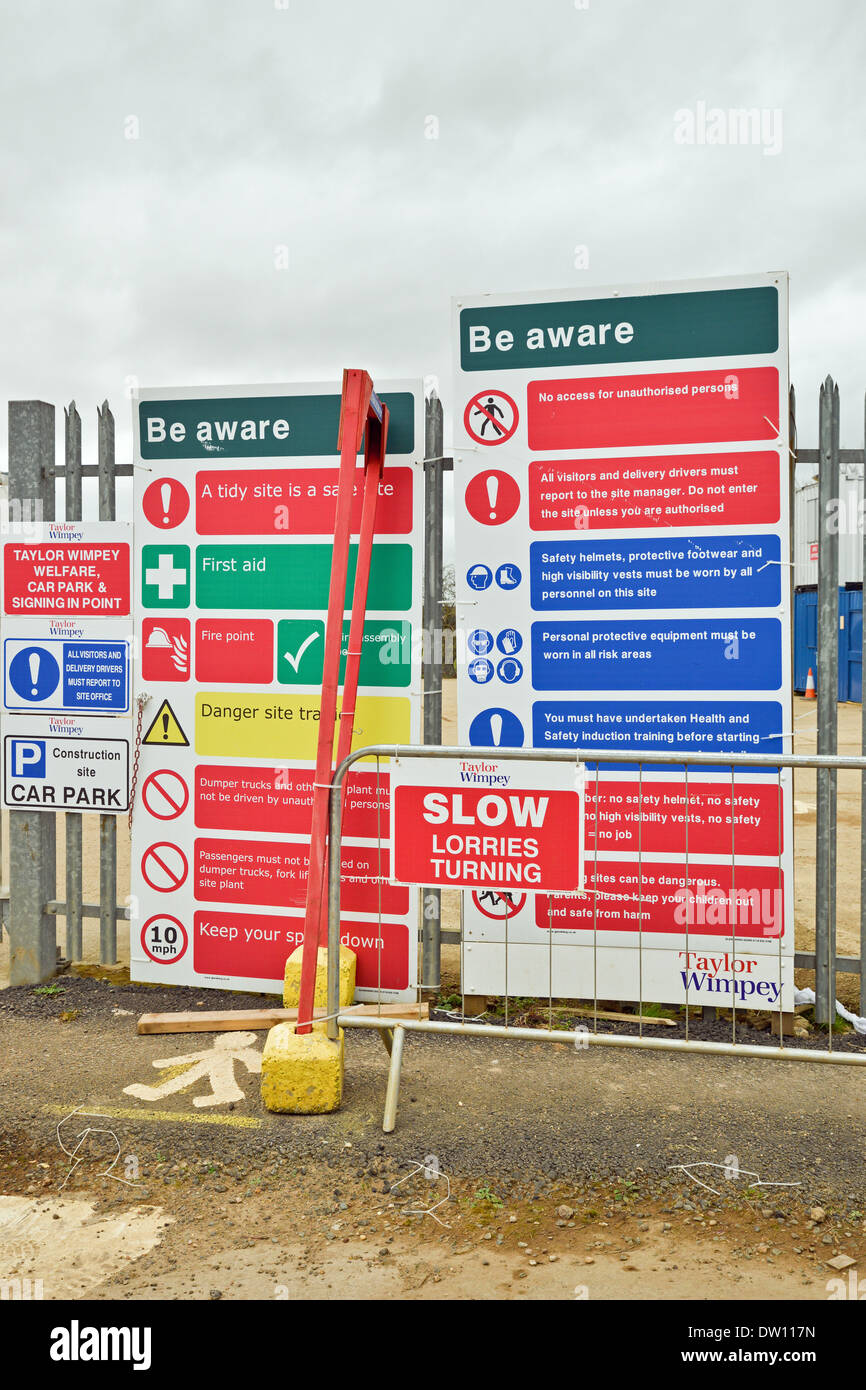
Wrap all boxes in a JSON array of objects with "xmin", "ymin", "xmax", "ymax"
[{"xmin": 194, "ymin": 543, "xmax": 413, "ymax": 611}]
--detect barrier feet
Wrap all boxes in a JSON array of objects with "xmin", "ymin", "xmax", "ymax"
[{"xmin": 260, "ymin": 1020, "xmax": 345, "ymax": 1114}]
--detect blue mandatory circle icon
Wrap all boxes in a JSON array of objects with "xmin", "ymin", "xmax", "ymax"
[
  {"xmin": 9, "ymin": 646, "xmax": 61, "ymax": 702},
  {"xmin": 467, "ymin": 564, "xmax": 493, "ymax": 591},
  {"xmin": 497, "ymin": 657, "xmax": 523, "ymax": 684},
  {"xmin": 468, "ymin": 657, "xmax": 494, "ymax": 684},
  {"xmin": 468, "ymin": 629, "xmax": 494, "ymax": 656},
  {"xmin": 469, "ymin": 707, "xmax": 525, "ymax": 748},
  {"xmin": 495, "ymin": 563, "xmax": 522, "ymax": 590},
  {"xmin": 496, "ymin": 628, "xmax": 523, "ymax": 655}
]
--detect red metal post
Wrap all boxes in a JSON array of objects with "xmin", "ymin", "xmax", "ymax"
[
  {"xmin": 316, "ymin": 403, "xmax": 389, "ymax": 941},
  {"xmin": 295, "ymin": 370, "xmax": 372, "ymax": 1033}
]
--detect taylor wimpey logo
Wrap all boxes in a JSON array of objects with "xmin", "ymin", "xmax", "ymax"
[
  {"xmin": 458, "ymin": 760, "xmax": 510, "ymax": 787},
  {"xmin": 47, "ymin": 523, "xmax": 84, "ymax": 541},
  {"xmin": 48, "ymin": 717, "xmax": 84, "ymax": 736},
  {"xmin": 48, "ymin": 619, "xmax": 84, "ymax": 639},
  {"xmin": 678, "ymin": 951, "xmax": 781, "ymax": 1006}
]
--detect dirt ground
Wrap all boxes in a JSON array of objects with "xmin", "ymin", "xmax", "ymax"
[
  {"xmin": 0, "ymin": 685, "xmax": 862, "ymax": 1011},
  {"xmin": 1, "ymin": 978, "xmax": 864, "ymax": 1301}
]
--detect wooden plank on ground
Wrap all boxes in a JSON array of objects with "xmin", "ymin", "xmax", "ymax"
[
  {"xmin": 550, "ymin": 1004, "xmax": 677, "ymax": 1028},
  {"xmin": 137, "ymin": 1000, "xmax": 429, "ymax": 1035}
]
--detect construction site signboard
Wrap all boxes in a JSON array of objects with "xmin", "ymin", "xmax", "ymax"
[
  {"xmin": 390, "ymin": 755, "xmax": 585, "ymax": 893},
  {"xmin": 130, "ymin": 382, "xmax": 424, "ymax": 1000},
  {"xmin": 453, "ymin": 273, "xmax": 794, "ymax": 1010}
]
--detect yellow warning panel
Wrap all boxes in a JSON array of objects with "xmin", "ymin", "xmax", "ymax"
[
  {"xmin": 143, "ymin": 699, "xmax": 189, "ymax": 747},
  {"xmin": 195, "ymin": 692, "xmax": 410, "ymax": 759}
]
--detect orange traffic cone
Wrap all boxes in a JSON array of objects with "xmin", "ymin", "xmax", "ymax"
[{"xmin": 804, "ymin": 667, "xmax": 816, "ymax": 699}]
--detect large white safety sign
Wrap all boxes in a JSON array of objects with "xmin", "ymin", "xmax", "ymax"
[
  {"xmin": 453, "ymin": 273, "xmax": 794, "ymax": 1009},
  {"xmin": 130, "ymin": 382, "xmax": 424, "ymax": 999}
]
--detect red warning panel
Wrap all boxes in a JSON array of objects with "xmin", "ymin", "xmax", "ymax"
[
  {"xmin": 392, "ymin": 783, "xmax": 582, "ymax": 891},
  {"xmin": 194, "ymin": 837, "xmax": 407, "ymax": 913},
  {"xmin": 195, "ymin": 619, "xmax": 273, "ymax": 683},
  {"xmin": 195, "ymin": 467, "xmax": 414, "ymax": 535},
  {"xmin": 537, "ymin": 861, "xmax": 784, "ymax": 937},
  {"xmin": 194, "ymin": 765, "xmax": 390, "ymax": 837},
  {"xmin": 584, "ymin": 780, "xmax": 782, "ymax": 857},
  {"xmin": 193, "ymin": 910, "xmax": 409, "ymax": 988},
  {"xmin": 528, "ymin": 452, "xmax": 781, "ymax": 531},
  {"xmin": 527, "ymin": 368, "xmax": 779, "ymax": 450},
  {"xmin": 4, "ymin": 539, "xmax": 130, "ymax": 615}
]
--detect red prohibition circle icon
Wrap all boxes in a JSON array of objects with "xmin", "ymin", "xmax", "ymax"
[
  {"xmin": 141, "ymin": 841, "xmax": 189, "ymax": 893},
  {"xmin": 472, "ymin": 889, "xmax": 527, "ymax": 920},
  {"xmin": 143, "ymin": 477, "xmax": 190, "ymax": 529},
  {"xmin": 140, "ymin": 914, "xmax": 188, "ymax": 964},
  {"xmin": 141, "ymin": 769, "xmax": 189, "ymax": 820},
  {"xmin": 463, "ymin": 390, "xmax": 519, "ymax": 446}
]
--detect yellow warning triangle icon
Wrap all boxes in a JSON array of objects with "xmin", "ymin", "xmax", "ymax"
[{"xmin": 143, "ymin": 699, "xmax": 189, "ymax": 748}]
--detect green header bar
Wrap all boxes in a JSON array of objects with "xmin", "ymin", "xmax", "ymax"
[
  {"xmin": 459, "ymin": 286, "xmax": 779, "ymax": 371},
  {"xmin": 139, "ymin": 391, "xmax": 415, "ymax": 460}
]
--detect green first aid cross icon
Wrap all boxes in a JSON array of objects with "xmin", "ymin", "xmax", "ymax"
[{"xmin": 142, "ymin": 545, "xmax": 191, "ymax": 608}]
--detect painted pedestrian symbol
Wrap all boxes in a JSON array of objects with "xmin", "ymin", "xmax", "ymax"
[
  {"xmin": 8, "ymin": 646, "xmax": 60, "ymax": 702},
  {"xmin": 468, "ymin": 708, "xmax": 524, "ymax": 747},
  {"xmin": 123, "ymin": 1033, "xmax": 262, "ymax": 1109},
  {"xmin": 141, "ymin": 769, "xmax": 189, "ymax": 820},
  {"xmin": 142, "ymin": 699, "xmax": 188, "ymax": 747},
  {"xmin": 141, "ymin": 841, "xmax": 188, "ymax": 893},
  {"xmin": 463, "ymin": 390, "xmax": 519, "ymax": 447},
  {"xmin": 141, "ymin": 545, "xmax": 190, "ymax": 608}
]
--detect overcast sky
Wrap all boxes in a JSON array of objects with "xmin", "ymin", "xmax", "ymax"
[{"xmin": 2, "ymin": 0, "xmax": 864, "ymax": 524}]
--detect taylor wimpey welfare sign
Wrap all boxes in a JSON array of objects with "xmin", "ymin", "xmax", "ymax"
[
  {"xmin": 453, "ymin": 272, "xmax": 794, "ymax": 1011},
  {"xmin": 391, "ymin": 756, "xmax": 585, "ymax": 894}
]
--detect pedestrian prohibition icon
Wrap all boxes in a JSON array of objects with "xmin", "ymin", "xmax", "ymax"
[{"xmin": 463, "ymin": 390, "xmax": 518, "ymax": 446}]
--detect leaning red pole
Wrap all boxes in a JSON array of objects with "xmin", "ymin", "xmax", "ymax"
[
  {"xmin": 316, "ymin": 402, "xmax": 389, "ymax": 942},
  {"xmin": 295, "ymin": 370, "xmax": 372, "ymax": 1034}
]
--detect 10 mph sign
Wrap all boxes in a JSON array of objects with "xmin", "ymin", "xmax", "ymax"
[{"xmin": 389, "ymin": 756, "xmax": 584, "ymax": 892}]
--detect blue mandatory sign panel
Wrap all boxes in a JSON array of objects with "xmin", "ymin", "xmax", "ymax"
[
  {"xmin": 4, "ymin": 640, "xmax": 130, "ymax": 713},
  {"xmin": 530, "ymin": 619, "xmax": 782, "ymax": 692},
  {"xmin": 469, "ymin": 707, "xmax": 525, "ymax": 748},
  {"xmin": 532, "ymin": 699, "xmax": 785, "ymax": 766},
  {"xmin": 529, "ymin": 535, "xmax": 782, "ymax": 611}
]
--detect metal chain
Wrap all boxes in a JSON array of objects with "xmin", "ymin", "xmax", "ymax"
[{"xmin": 127, "ymin": 693, "xmax": 151, "ymax": 832}]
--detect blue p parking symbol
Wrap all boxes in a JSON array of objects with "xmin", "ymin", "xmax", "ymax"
[{"xmin": 12, "ymin": 740, "xmax": 46, "ymax": 777}]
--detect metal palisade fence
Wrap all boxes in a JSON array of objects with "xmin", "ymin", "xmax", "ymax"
[{"xmin": 1, "ymin": 383, "xmax": 864, "ymax": 1050}]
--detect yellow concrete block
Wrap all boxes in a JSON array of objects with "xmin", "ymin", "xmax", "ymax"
[
  {"xmin": 282, "ymin": 944, "xmax": 356, "ymax": 1010},
  {"xmin": 260, "ymin": 1020, "xmax": 344, "ymax": 1114}
]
